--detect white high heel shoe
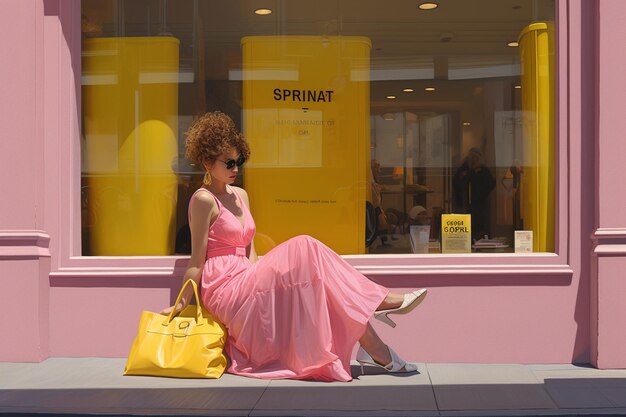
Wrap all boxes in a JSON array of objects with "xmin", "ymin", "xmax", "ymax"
[
  {"xmin": 374, "ymin": 289, "xmax": 427, "ymax": 328},
  {"xmin": 356, "ymin": 346, "xmax": 418, "ymax": 374}
]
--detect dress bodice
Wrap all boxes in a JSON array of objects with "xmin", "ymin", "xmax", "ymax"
[{"xmin": 189, "ymin": 186, "xmax": 256, "ymax": 258}]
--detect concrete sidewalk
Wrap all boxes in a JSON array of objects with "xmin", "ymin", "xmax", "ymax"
[{"xmin": 2, "ymin": 359, "xmax": 626, "ymax": 416}]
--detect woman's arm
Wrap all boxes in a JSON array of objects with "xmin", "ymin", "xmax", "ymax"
[
  {"xmin": 160, "ymin": 191, "xmax": 217, "ymax": 314},
  {"xmin": 235, "ymin": 186, "xmax": 259, "ymax": 264}
]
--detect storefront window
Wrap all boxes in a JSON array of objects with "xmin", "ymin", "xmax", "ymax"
[{"xmin": 80, "ymin": 0, "xmax": 556, "ymax": 256}]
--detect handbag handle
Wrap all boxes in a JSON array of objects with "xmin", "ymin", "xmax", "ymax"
[{"xmin": 165, "ymin": 279, "xmax": 203, "ymax": 325}]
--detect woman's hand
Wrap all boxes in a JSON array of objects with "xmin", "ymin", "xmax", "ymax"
[{"xmin": 160, "ymin": 302, "xmax": 187, "ymax": 316}]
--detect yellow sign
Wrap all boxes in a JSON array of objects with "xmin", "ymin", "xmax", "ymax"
[
  {"xmin": 441, "ymin": 214, "xmax": 472, "ymax": 253},
  {"xmin": 242, "ymin": 36, "xmax": 371, "ymax": 255}
]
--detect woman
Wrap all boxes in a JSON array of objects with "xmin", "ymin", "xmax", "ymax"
[{"xmin": 162, "ymin": 111, "xmax": 427, "ymax": 382}]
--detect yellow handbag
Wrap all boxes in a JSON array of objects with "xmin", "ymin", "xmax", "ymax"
[{"xmin": 124, "ymin": 279, "xmax": 228, "ymax": 378}]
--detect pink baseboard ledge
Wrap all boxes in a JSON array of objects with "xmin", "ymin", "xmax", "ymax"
[
  {"xmin": 593, "ymin": 228, "xmax": 626, "ymax": 255},
  {"xmin": 355, "ymin": 264, "xmax": 574, "ymax": 276},
  {"xmin": 593, "ymin": 228, "xmax": 626, "ymax": 239},
  {"xmin": 47, "ymin": 261, "xmax": 574, "ymax": 280},
  {"xmin": 0, "ymin": 230, "xmax": 51, "ymax": 259}
]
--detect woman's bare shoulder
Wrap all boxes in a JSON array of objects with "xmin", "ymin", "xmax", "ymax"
[{"xmin": 191, "ymin": 189, "xmax": 218, "ymax": 213}]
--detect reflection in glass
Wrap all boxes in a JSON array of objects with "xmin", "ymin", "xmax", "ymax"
[{"xmin": 80, "ymin": 0, "xmax": 556, "ymax": 255}]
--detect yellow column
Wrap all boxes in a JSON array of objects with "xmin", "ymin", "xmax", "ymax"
[
  {"xmin": 82, "ymin": 37, "xmax": 179, "ymax": 255},
  {"xmin": 519, "ymin": 23, "xmax": 556, "ymax": 252}
]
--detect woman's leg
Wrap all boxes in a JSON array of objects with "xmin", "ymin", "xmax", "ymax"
[
  {"xmin": 358, "ymin": 322, "xmax": 417, "ymax": 373},
  {"xmin": 359, "ymin": 322, "xmax": 392, "ymax": 365},
  {"xmin": 376, "ymin": 293, "xmax": 405, "ymax": 311}
]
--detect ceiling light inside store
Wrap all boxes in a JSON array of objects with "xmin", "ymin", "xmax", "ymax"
[
  {"xmin": 403, "ymin": 88, "xmax": 414, "ymax": 92},
  {"xmin": 515, "ymin": 85, "xmax": 522, "ymax": 89},
  {"xmin": 382, "ymin": 113, "xmax": 396, "ymax": 121},
  {"xmin": 418, "ymin": 2, "xmax": 438, "ymax": 10},
  {"xmin": 386, "ymin": 95, "xmax": 397, "ymax": 99},
  {"xmin": 424, "ymin": 87, "xmax": 436, "ymax": 92},
  {"xmin": 463, "ymin": 122, "xmax": 471, "ymax": 126},
  {"xmin": 254, "ymin": 8, "xmax": 272, "ymax": 15},
  {"xmin": 507, "ymin": 41, "xmax": 519, "ymax": 47}
]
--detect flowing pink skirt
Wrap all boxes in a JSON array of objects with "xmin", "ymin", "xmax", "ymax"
[{"xmin": 201, "ymin": 235, "xmax": 389, "ymax": 381}]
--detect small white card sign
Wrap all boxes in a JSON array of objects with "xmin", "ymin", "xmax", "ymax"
[{"xmin": 514, "ymin": 230, "xmax": 533, "ymax": 253}]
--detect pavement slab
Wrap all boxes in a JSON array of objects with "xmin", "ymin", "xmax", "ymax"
[
  {"xmin": 252, "ymin": 363, "xmax": 437, "ymax": 413},
  {"xmin": 533, "ymin": 367, "xmax": 626, "ymax": 409},
  {"xmin": 427, "ymin": 363, "xmax": 557, "ymax": 411},
  {"xmin": 2, "ymin": 359, "xmax": 626, "ymax": 416}
]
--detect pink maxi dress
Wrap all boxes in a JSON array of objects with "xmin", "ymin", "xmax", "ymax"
[{"xmin": 193, "ymin": 187, "xmax": 389, "ymax": 382}]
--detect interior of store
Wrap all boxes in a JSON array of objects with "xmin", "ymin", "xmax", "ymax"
[{"xmin": 80, "ymin": 0, "xmax": 555, "ymax": 256}]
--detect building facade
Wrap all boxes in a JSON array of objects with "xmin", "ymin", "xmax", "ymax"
[{"xmin": 1, "ymin": 0, "xmax": 625, "ymax": 368}]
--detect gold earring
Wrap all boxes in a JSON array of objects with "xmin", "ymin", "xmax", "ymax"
[{"xmin": 203, "ymin": 171, "xmax": 212, "ymax": 186}]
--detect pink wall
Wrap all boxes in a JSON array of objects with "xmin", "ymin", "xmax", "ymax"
[
  {"xmin": 0, "ymin": 232, "xmax": 50, "ymax": 361},
  {"xmin": 48, "ymin": 278, "xmax": 175, "ymax": 357},
  {"xmin": 0, "ymin": 0, "xmax": 49, "ymax": 361},
  {"xmin": 0, "ymin": 1, "xmax": 41, "ymax": 230},
  {"xmin": 0, "ymin": 0, "xmax": 623, "ymax": 368},
  {"xmin": 597, "ymin": 2, "xmax": 626, "ymax": 230},
  {"xmin": 592, "ymin": 0, "xmax": 626, "ymax": 368}
]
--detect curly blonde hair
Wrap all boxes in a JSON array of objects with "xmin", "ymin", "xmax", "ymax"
[{"xmin": 185, "ymin": 111, "xmax": 250, "ymax": 166}]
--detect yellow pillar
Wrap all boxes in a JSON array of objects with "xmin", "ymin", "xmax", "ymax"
[
  {"xmin": 519, "ymin": 23, "xmax": 556, "ymax": 252},
  {"xmin": 82, "ymin": 37, "xmax": 179, "ymax": 255}
]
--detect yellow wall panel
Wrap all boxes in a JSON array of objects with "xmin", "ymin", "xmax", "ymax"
[
  {"xmin": 242, "ymin": 36, "xmax": 371, "ymax": 255},
  {"xmin": 83, "ymin": 37, "xmax": 179, "ymax": 255}
]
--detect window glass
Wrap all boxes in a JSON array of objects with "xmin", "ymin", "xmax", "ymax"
[{"xmin": 80, "ymin": 0, "xmax": 556, "ymax": 256}]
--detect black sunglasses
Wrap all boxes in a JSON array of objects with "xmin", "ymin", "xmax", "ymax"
[{"xmin": 216, "ymin": 156, "xmax": 245, "ymax": 170}]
